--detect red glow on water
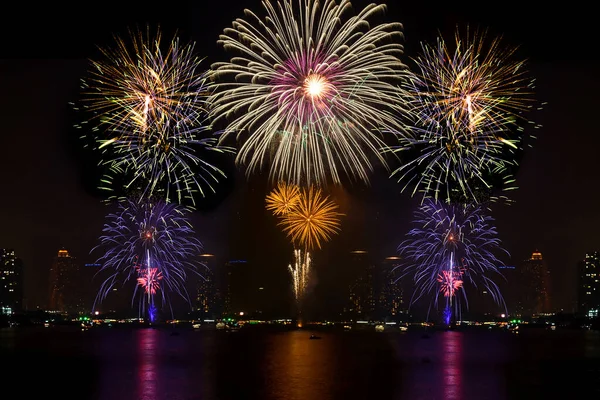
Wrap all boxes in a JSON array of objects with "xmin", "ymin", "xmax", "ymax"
[
  {"xmin": 442, "ymin": 332, "xmax": 463, "ymax": 399},
  {"xmin": 137, "ymin": 328, "xmax": 158, "ymax": 400}
]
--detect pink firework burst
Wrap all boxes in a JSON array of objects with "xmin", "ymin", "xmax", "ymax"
[
  {"xmin": 437, "ymin": 269, "xmax": 463, "ymax": 297},
  {"xmin": 271, "ymin": 52, "xmax": 342, "ymax": 123},
  {"xmin": 137, "ymin": 267, "xmax": 163, "ymax": 295}
]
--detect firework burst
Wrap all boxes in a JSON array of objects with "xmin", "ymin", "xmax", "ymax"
[
  {"xmin": 390, "ymin": 28, "xmax": 540, "ymax": 203},
  {"xmin": 92, "ymin": 197, "xmax": 205, "ymax": 317},
  {"xmin": 76, "ymin": 26, "xmax": 231, "ymax": 205},
  {"xmin": 437, "ymin": 268, "xmax": 463, "ymax": 298},
  {"xmin": 265, "ymin": 181, "xmax": 301, "ymax": 216},
  {"xmin": 266, "ymin": 183, "xmax": 341, "ymax": 318},
  {"xmin": 397, "ymin": 198, "xmax": 507, "ymax": 315},
  {"xmin": 280, "ymin": 186, "xmax": 343, "ymax": 251},
  {"xmin": 209, "ymin": 0, "xmax": 411, "ymax": 185},
  {"xmin": 137, "ymin": 265, "xmax": 163, "ymax": 295}
]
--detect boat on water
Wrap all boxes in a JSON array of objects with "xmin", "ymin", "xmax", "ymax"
[
  {"xmin": 309, "ymin": 334, "xmax": 321, "ymax": 340},
  {"xmin": 215, "ymin": 321, "xmax": 241, "ymax": 332}
]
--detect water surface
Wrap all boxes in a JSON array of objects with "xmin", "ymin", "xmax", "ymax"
[{"xmin": 1, "ymin": 326, "xmax": 598, "ymax": 399}]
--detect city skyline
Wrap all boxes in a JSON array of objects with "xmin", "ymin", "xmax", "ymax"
[
  {"xmin": 2, "ymin": 244, "xmax": 594, "ymax": 321},
  {"xmin": 0, "ymin": 249, "xmax": 23, "ymax": 314},
  {"xmin": 1, "ymin": 1, "xmax": 599, "ymax": 315}
]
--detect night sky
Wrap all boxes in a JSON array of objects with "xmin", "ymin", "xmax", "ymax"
[{"xmin": 0, "ymin": 1, "xmax": 598, "ymax": 316}]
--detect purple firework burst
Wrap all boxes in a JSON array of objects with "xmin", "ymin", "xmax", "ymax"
[
  {"xmin": 397, "ymin": 198, "xmax": 507, "ymax": 318},
  {"xmin": 92, "ymin": 197, "xmax": 205, "ymax": 317}
]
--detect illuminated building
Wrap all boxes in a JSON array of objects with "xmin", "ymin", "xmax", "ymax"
[
  {"xmin": 196, "ymin": 272, "xmax": 216, "ymax": 319},
  {"xmin": 0, "ymin": 249, "xmax": 24, "ymax": 315},
  {"xmin": 516, "ymin": 250, "xmax": 551, "ymax": 316},
  {"xmin": 578, "ymin": 252, "xmax": 600, "ymax": 318},
  {"xmin": 376, "ymin": 256, "xmax": 405, "ymax": 321},
  {"xmin": 345, "ymin": 250, "xmax": 375, "ymax": 320},
  {"xmin": 195, "ymin": 254, "xmax": 218, "ymax": 319},
  {"xmin": 49, "ymin": 248, "xmax": 84, "ymax": 313}
]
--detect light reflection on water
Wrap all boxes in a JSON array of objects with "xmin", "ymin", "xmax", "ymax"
[
  {"xmin": 266, "ymin": 331, "xmax": 330, "ymax": 400},
  {"xmin": 442, "ymin": 331, "xmax": 463, "ymax": 400},
  {"xmin": 399, "ymin": 330, "xmax": 510, "ymax": 400},
  {"xmin": 136, "ymin": 328, "xmax": 158, "ymax": 400},
  {"xmin": 1, "ymin": 326, "xmax": 599, "ymax": 399},
  {"xmin": 262, "ymin": 331, "xmax": 342, "ymax": 400}
]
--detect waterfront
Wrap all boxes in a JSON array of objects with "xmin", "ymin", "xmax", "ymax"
[{"xmin": 1, "ymin": 326, "xmax": 599, "ymax": 399}]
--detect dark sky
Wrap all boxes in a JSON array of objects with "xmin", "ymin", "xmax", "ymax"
[{"xmin": 0, "ymin": 1, "xmax": 598, "ymax": 316}]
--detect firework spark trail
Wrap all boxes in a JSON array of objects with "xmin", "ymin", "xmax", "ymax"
[
  {"xmin": 210, "ymin": 0, "xmax": 411, "ymax": 186},
  {"xmin": 136, "ymin": 250, "xmax": 163, "ymax": 320},
  {"xmin": 148, "ymin": 304, "xmax": 158, "ymax": 323},
  {"xmin": 397, "ymin": 199, "xmax": 507, "ymax": 315},
  {"xmin": 436, "ymin": 252, "xmax": 464, "ymax": 323},
  {"xmin": 280, "ymin": 185, "xmax": 343, "ymax": 251},
  {"xmin": 288, "ymin": 249, "xmax": 311, "ymax": 302},
  {"xmin": 77, "ymin": 27, "xmax": 232, "ymax": 205},
  {"xmin": 92, "ymin": 197, "xmax": 205, "ymax": 317},
  {"xmin": 442, "ymin": 306, "xmax": 453, "ymax": 326},
  {"xmin": 390, "ymin": 28, "xmax": 540, "ymax": 203}
]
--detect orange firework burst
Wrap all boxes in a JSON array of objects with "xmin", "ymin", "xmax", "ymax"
[
  {"xmin": 279, "ymin": 186, "xmax": 343, "ymax": 250},
  {"xmin": 265, "ymin": 181, "xmax": 301, "ymax": 216}
]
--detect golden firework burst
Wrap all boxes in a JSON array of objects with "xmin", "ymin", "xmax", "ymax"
[
  {"xmin": 280, "ymin": 186, "xmax": 343, "ymax": 250},
  {"xmin": 265, "ymin": 181, "xmax": 301, "ymax": 216}
]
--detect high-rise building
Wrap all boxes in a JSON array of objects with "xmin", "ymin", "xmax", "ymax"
[
  {"xmin": 0, "ymin": 249, "xmax": 24, "ymax": 315},
  {"xmin": 345, "ymin": 250, "xmax": 375, "ymax": 320},
  {"xmin": 195, "ymin": 254, "xmax": 218, "ymax": 320},
  {"xmin": 196, "ymin": 272, "xmax": 216, "ymax": 319},
  {"xmin": 578, "ymin": 252, "xmax": 600, "ymax": 318},
  {"xmin": 220, "ymin": 258, "xmax": 268, "ymax": 319},
  {"xmin": 376, "ymin": 256, "xmax": 405, "ymax": 321},
  {"xmin": 49, "ymin": 248, "xmax": 84, "ymax": 313},
  {"xmin": 516, "ymin": 250, "xmax": 551, "ymax": 317},
  {"xmin": 222, "ymin": 259, "xmax": 251, "ymax": 317}
]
